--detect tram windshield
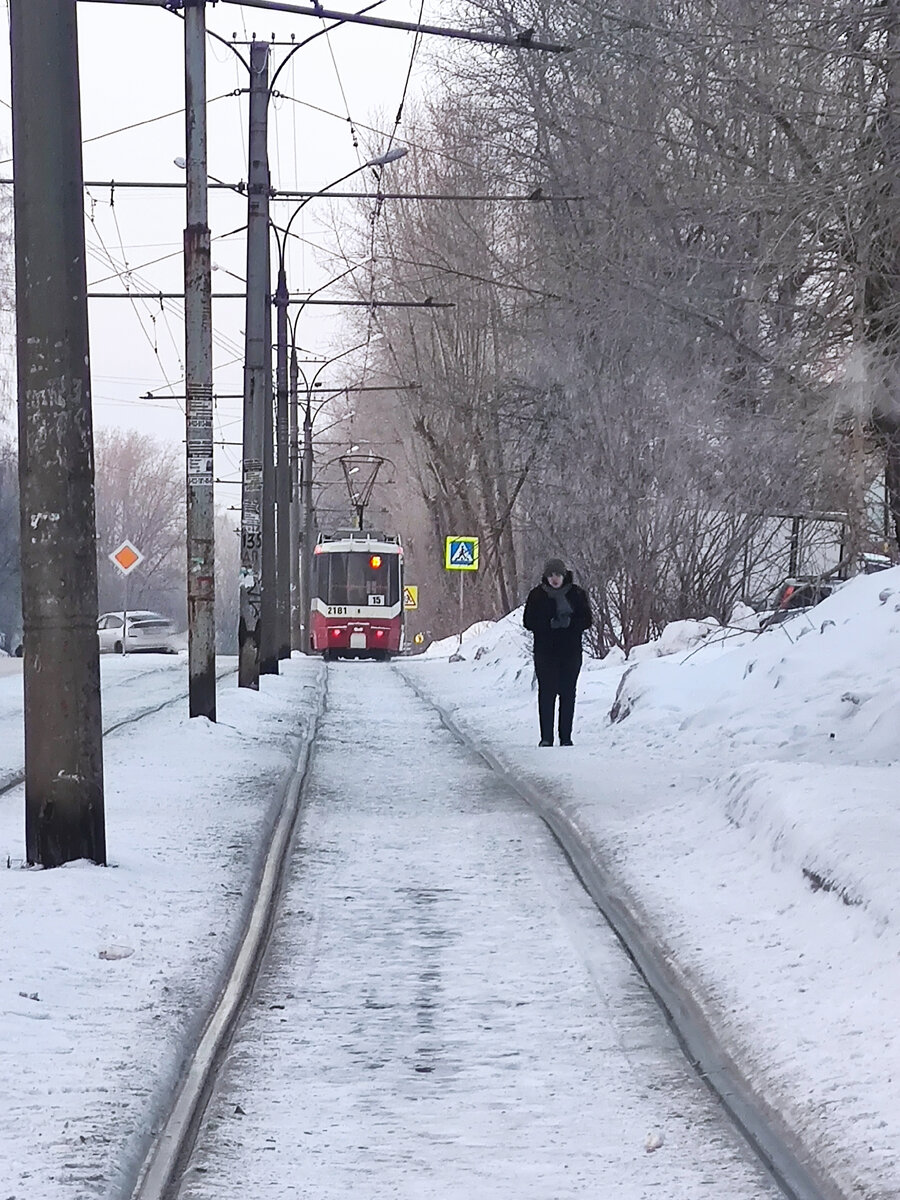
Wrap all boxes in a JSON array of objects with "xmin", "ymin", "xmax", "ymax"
[{"xmin": 316, "ymin": 550, "xmax": 400, "ymax": 608}]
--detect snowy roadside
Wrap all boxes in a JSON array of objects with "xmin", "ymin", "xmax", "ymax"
[
  {"xmin": 0, "ymin": 656, "xmax": 230, "ymax": 791},
  {"xmin": 0, "ymin": 656, "xmax": 324, "ymax": 1200},
  {"xmin": 399, "ymin": 567, "xmax": 900, "ymax": 1200}
]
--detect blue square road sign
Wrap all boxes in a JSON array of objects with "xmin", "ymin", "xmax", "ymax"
[{"xmin": 444, "ymin": 536, "xmax": 479, "ymax": 571}]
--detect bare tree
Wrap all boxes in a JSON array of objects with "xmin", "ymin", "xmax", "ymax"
[
  {"xmin": 323, "ymin": 2, "xmax": 900, "ymax": 644},
  {"xmin": 440, "ymin": 0, "xmax": 897, "ymax": 638},
  {"xmin": 332, "ymin": 98, "xmax": 557, "ymax": 628},
  {"xmin": 93, "ymin": 430, "xmax": 186, "ymax": 621}
]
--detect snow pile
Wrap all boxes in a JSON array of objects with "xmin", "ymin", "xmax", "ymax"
[
  {"xmin": 421, "ymin": 619, "xmax": 498, "ymax": 659},
  {"xmin": 610, "ymin": 567, "xmax": 900, "ymax": 765},
  {"xmin": 423, "ymin": 608, "xmax": 532, "ymax": 675},
  {"xmin": 720, "ymin": 759, "xmax": 900, "ymax": 923},
  {"xmin": 410, "ymin": 567, "xmax": 900, "ymax": 929},
  {"xmin": 626, "ymin": 615, "xmax": 722, "ymax": 662}
]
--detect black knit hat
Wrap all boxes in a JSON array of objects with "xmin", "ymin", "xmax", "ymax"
[{"xmin": 543, "ymin": 557, "xmax": 566, "ymax": 578}]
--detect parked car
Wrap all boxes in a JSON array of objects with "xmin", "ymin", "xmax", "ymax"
[
  {"xmin": 97, "ymin": 611, "xmax": 178, "ymax": 654},
  {"xmin": 757, "ymin": 554, "xmax": 896, "ymax": 629},
  {"xmin": 757, "ymin": 577, "xmax": 837, "ymax": 628},
  {"xmin": 858, "ymin": 552, "xmax": 894, "ymax": 574}
]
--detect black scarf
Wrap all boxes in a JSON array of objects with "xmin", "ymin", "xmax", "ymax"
[{"xmin": 542, "ymin": 581, "xmax": 573, "ymax": 628}]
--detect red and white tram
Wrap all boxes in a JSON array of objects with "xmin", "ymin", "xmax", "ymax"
[{"xmin": 309, "ymin": 530, "xmax": 404, "ymax": 660}]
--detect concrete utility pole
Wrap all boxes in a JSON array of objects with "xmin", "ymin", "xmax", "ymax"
[
  {"xmin": 183, "ymin": 0, "xmax": 217, "ymax": 720},
  {"xmin": 260, "ymin": 288, "xmax": 278, "ymax": 674},
  {"xmin": 301, "ymin": 392, "xmax": 315, "ymax": 653},
  {"xmin": 10, "ymin": 0, "xmax": 106, "ymax": 866},
  {"xmin": 275, "ymin": 269, "xmax": 292, "ymax": 660},
  {"xmin": 238, "ymin": 40, "xmax": 271, "ymax": 689},
  {"xmin": 289, "ymin": 342, "xmax": 301, "ymax": 651}
]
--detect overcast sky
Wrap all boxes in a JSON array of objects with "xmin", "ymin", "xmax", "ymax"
[{"xmin": 0, "ymin": 0, "xmax": 439, "ymax": 512}]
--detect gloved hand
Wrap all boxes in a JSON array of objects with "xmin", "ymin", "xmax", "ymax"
[{"xmin": 550, "ymin": 615, "xmax": 570, "ymax": 630}]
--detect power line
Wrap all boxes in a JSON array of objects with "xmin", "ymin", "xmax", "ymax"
[
  {"xmin": 83, "ymin": 92, "xmax": 235, "ymax": 145},
  {"xmin": 0, "ymin": 93, "xmax": 237, "ymax": 168},
  {"xmin": 84, "ymin": 204, "xmax": 183, "ymax": 406}
]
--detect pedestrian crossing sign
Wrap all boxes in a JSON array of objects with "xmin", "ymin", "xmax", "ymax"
[{"xmin": 444, "ymin": 535, "xmax": 479, "ymax": 571}]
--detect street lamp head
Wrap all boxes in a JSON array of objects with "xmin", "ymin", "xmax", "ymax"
[
  {"xmin": 367, "ymin": 147, "xmax": 409, "ymax": 167},
  {"xmin": 174, "ymin": 157, "xmax": 187, "ymax": 170}
]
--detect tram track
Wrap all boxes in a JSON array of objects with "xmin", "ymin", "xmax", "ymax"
[
  {"xmin": 398, "ymin": 665, "xmax": 845, "ymax": 1200},
  {"xmin": 0, "ymin": 661, "xmax": 238, "ymax": 799},
  {"xmin": 116, "ymin": 660, "xmax": 836, "ymax": 1200},
  {"xmin": 125, "ymin": 667, "xmax": 327, "ymax": 1200}
]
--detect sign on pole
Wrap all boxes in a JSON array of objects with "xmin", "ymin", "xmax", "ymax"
[
  {"xmin": 444, "ymin": 536, "xmax": 479, "ymax": 571},
  {"xmin": 444, "ymin": 535, "xmax": 478, "ymax": 656},
  {"xmin": 403, "ymin": 585, "xmax": 419, "ymax": 610},
  {"xmin": 109, "ymin": 540, "xmax": 143, "ymax": 576}
]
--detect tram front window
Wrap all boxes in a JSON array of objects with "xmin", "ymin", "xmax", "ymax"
[{"xmin": 319, "ymin": 552, "xmax": 399, "ymax": 608}]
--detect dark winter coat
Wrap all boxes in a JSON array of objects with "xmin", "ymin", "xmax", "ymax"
[{"xmin": 523, "ymin": 570, "xmax": 592, "ymax": 658}]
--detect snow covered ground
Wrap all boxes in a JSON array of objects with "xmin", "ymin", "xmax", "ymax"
[
  {"xmin": 1, "ymin": 654, "xmax": 326, "ymax": 1199},
  {"xmin": 1, "ymin": 565, "xmax": 899, "ymax": 1198},
  {"xmin": 403, "ymin": 566, "xmax": 900, "ymax": 1199}
]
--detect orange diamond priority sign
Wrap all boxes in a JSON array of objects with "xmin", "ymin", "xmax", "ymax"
[{"xmin": 109, "ymin": 540, "xmax": 144, "ymax": 576}]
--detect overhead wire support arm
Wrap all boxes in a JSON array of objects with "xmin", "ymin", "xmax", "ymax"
[
  {"xmin": 0, "ymin": 180, "xmax": 581, "ymax": 203},
  {"xmin": 147, "ymin": 386, "xmax": 420, "ymax": 400},
  {"xmin": 273, "ymin": 190, "xmax": 584, "ymax": 202},
  {"xmin": 219, "ymin": 0, "xmax": 570, "ymax": 51},
  {"xmin": 0, "ymin": 179, "xmax": 246, "ymax": 190},
  {"xmin": 87, "ymin": 293, "xmax": 453, "ymax": 306},
  {"xmin": 287, "ymin": 297, "xmax": 452, "ymax": 307},
  {"xmin": 78, "ymin": 0, "xmax": 571, "ymax": 53}
]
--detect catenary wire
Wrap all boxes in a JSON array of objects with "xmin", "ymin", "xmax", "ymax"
[{"xmin": 84, "ymin": 204, "xmax": 182, "ymax": 406}]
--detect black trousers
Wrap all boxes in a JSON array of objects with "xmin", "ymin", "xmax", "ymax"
[{"xmin": 534, "ymin": 650, "xmax": 582, "ymax": 742}]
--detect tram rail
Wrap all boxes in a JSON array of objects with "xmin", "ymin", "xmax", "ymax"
[
  {"xmin": 122, "ymin": 660, "xmax": 843, "ymax": 1200},
  {"xmin": 129, "ymin": 675, "xmax": 326, "ymax": 1200},
  {"xmin": 400, "ymin": 668, "xmax": 844, "ymax": 1200},
  {"xmin": 0, "ymin": 661, "xmax": 238, "ymax": 799}
]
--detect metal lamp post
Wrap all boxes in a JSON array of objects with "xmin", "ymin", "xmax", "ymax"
[{"xmin": 271, "ymin": 148, "xmax": 407, "ymax": 655}]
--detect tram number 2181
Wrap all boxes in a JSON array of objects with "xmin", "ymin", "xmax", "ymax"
[{"xmin": 327, "ymin": 606, "xmax": 347, "ymax": 616}]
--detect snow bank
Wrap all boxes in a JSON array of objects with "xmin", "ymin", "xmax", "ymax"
[
  {"xmin": 610, "ymin": 567, "xmax": 900, "ymax": 765},
  {"xmin": 423, "ymin": 608, "xmax": 532, "ymax": 674}
]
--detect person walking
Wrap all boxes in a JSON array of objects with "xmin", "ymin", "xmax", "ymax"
[{"xmin": 523, "ymin": 558, "xmax": 592, "ymax": 746}]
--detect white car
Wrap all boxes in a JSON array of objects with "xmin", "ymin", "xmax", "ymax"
[{"xmin": 97, "ymin": 611, "xmax": 178, "ymax": 655}]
